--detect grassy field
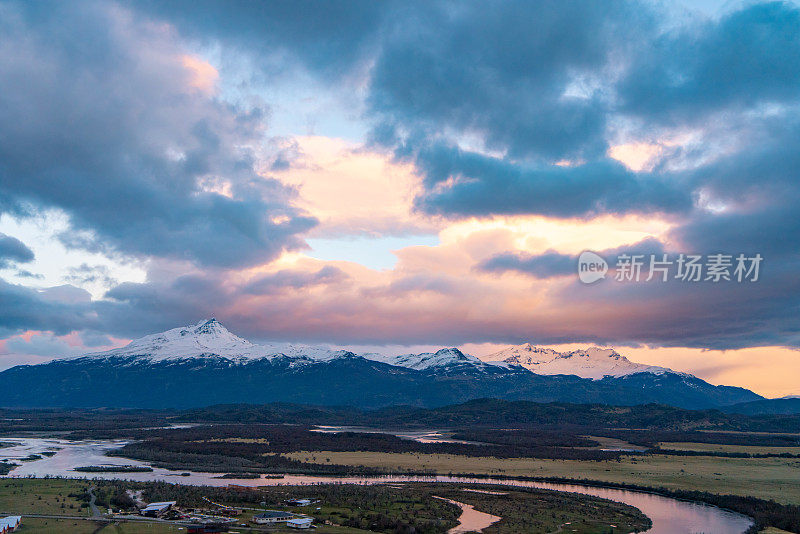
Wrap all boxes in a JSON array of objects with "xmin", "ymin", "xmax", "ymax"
[
  {"xmin": 15, "ymin": 518, "xmax": 98, "ymax": 533},
  {"xmin": 582, "ymin": 436, "xmax": 647, "ymax": 451},
  {"xmin": 0, "ymin": 479, "xmax": 88, "ymax": 515},
  {"xmin": 284, "ymin": 450, "xmax": 800, "ymax": 504},
  {"xmin": 660, "ymin": 442, "xmax": 800, "ymax": 455}
]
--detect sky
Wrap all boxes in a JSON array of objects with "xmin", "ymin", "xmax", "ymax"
[{"xmin": 1, "ymin": 0, "xmax": 800, "ymax": 397}]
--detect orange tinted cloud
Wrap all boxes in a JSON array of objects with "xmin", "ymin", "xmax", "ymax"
[
  {"xmin": 608, "ymin": 142, "xmax": 662, "ymax": 172},
  {"xmin": 270, "ymin": 136, "xmax": 441, "ymax": 237},
  {"xmin": 181, "ymin": 54, "xmax": 218, "ymax": 93}
]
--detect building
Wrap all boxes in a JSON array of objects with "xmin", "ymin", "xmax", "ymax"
[
  {"xmin": 0, "ymin": 516, "xmax": 21, "ymax": 533},
  {"xmin": 253, "ymin": 511, "xmax": 294, "ymax": 524},
  {"xmin": 287, "ymin": 517, "xmax": 313, "ymax": 529},
  {"xmin": 141, "ymin": 501, "xmax": 176, "ymax": 517},
  {"xmin": 285, "ymin": 498, "xmax": 313, "ymax": 507}
]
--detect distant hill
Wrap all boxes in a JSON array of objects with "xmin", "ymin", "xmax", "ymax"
[
  {"xmin": 0, "ymin": 319, "xmax": 763, "ymax": 410},
  {"xmin": 722, "ymin": 398, "xmax": 800, "ymax": 415},
  {"xmin": 176, "ymin": 400, "xmax": 800, "ymax": 433}
]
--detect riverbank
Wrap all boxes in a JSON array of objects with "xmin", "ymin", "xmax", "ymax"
[{"xmin": 283, "ymin": 449, "xmax": 800, "ymax": 504}]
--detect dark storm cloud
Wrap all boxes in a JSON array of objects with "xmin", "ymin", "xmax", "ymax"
[
  {"xmin": 0, "ymin": 234, "xmax": 34, "ymax": 268},
  {"xmin": 480, "ymin": 238, "xmax": 665, "ymax": 279},
  {"xmin": 93, "ymin": 277, "xmax": 228, "ymax": 340},
  {"xmin": 480, "ymin": 251, "xmax": 576, "ymax": 279},
  {"xmin": 132, "ymin": 0, "xmax": 388, "ymax": 78},
  {"xmin": 618, "ymin": 2, "xmax": 800, "ymax": 124},
  {"xmin": 368, "ymin": 0, "xmax": 645, "ymax": 162},
  {"xmin": 0, "ymin": 279, "xmax": 94, "ymax": 337},
  {"xmin": 0, "ymin": 1, "xmax": 315, "ymax": 268},
  {"xmin": 410, "ymin": 145, "xmax": 691, "ymax": 218}
]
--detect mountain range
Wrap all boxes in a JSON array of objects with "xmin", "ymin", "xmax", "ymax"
[{"xmin": 0, "ymin": 319, "xmax": 763, "ymax": 409}]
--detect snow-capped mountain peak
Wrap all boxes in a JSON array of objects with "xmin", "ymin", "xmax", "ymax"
[
  {"xmin": 77, "ymin": 319, "xmax": 357, "ymax": 364},
  {"xmin": 492, "ymin": 343, "xmax": 562, "ymax": 366},
  {"xmin": 378, "ymin": 348, "xmax": 484, "ymax": 371},
  {"xmin": 487, "ymin": 344, "xmax": 673, "ymax": 380},
  {"xmin": 82, "ymin": 318, "xmax": 266, "ymax": 362}
]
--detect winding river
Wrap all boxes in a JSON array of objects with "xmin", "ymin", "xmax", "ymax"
[{"xmin": 0, "ymin": 437, "xmax": 754, "ymax": 533}]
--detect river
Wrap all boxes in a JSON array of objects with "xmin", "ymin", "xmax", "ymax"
[{"xmin": 0, "ymin": 437, "xmax": 754, "ymax": 533}]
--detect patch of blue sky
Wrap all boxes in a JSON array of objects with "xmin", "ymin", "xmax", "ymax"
[{"xmin": 205, "ymin": 44, "xmax": 369, "ymax": 143}]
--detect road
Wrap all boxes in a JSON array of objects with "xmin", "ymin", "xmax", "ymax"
[
  {"xmin": 87, "ymin": 485, "xmax": 102, "ymax": 518},
  {"xmin": 0, "ymin": 511, "xmax": 276, "ymax": 532}
]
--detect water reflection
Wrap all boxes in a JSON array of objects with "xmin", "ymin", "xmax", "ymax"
[
  {"xmin": 311, "ymin": 426, "xmax": 487, "ymax": 445},
  {"xmin": 433, "ymin": 496, "xmax": 500, "ymax": 533}
]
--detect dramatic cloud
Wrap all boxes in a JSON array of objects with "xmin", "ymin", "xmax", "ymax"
[
  {"xmin": 410, "ymin": 147, "xmax": 691, "ymax": 218},
  {"xmin": 2, "ymin": 0, "xmax": 800, "ymax": 374},
  {"xmin": 0, "ymin": 1, "xmax": 314, "ymax": 268},
  {"xmin": 368, "ymin": 0, "xmax": 646, "ymax": 161},
  {"xmin": 618, "ymin": 2, "xmax": 800, "ymax": 124}
]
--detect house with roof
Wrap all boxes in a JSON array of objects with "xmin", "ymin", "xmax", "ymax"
[
  {"xmin": 253, "ymin": 510, "xmax": 294, "ymax": 524},
  {"xmin": 287, "ymin": 517, "xmax": 313, "ymax": 529}
]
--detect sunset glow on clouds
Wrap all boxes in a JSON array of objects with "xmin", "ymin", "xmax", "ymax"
[{"xmin": 1, "ymin": 0, "xmax": 800, "ymax": 396}]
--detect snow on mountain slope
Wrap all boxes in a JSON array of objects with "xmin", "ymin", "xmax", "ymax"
[
  {"xmin": 75, "ymin": 320, "xmax": 497, "ymax": 373},
  {"xmin": 376, "ymin": 348, "xmax": 487, "ymax": 371},
  {"xmin": 78, "ymin": 319, "xmax": 342, "ymax": 363},
  {"xmin": 72, "ymin": 320, "xmax": 666, "ymax": 380},
  {"xmin": 487, "ymin": 343, "xmax": 673, "ymax": 380}
]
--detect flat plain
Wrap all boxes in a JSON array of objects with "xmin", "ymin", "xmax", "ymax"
[{"xmin": 285, "ymin": 449, "xmax": 800, "ymax": 504}]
